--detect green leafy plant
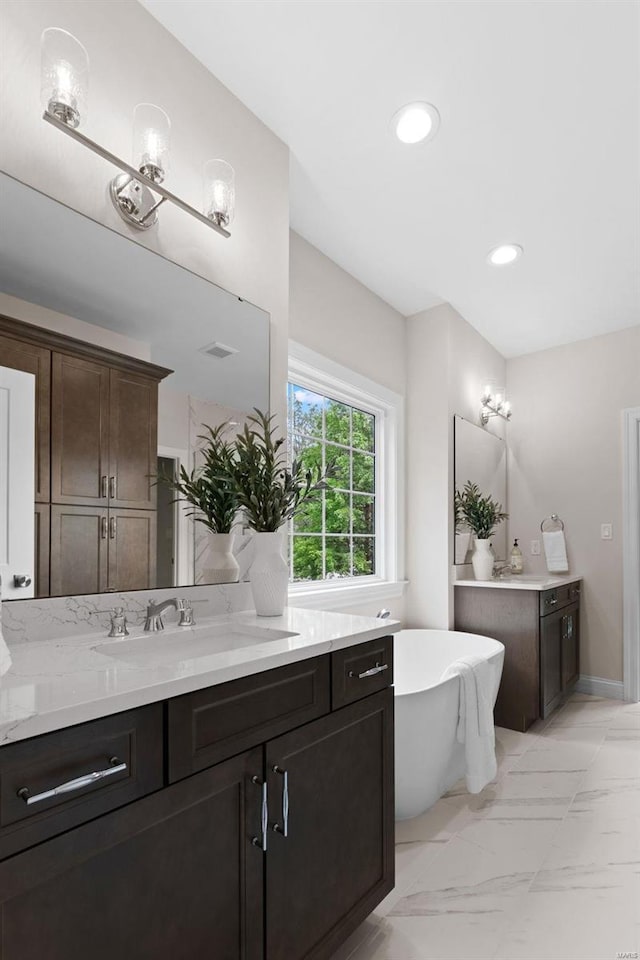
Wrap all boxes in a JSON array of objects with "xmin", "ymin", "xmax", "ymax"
[
  {"xmin": 157, "ymin": 423, "xmax": 238, "ymax": 534},
  {"xmin": 456, "ymin": 481, "xmax": 508, "ymax": 540},
  {"xmin": 232, "ymin": 409, "xmax": 330, "ymax": 532}
]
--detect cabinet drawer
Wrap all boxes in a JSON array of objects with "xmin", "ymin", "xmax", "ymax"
[
  {"xmin": 331, "ymin": 636, "xmax": 394, "ymax": 710},
  {"xmin": 540, "ymin": 582, "xmax": 580, "ymax": 617},
  {"xmin": 167, "ymin": 656, "xmax": 331, "ymax": 782},
  {"xmin": 0, "ymin": 704, "xmax": 163, "ymax": 861}
]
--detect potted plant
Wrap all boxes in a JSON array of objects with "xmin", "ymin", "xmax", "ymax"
[
  {"xmin": 158, "ymin": 423, "xmax": 240, "ymax": 584},
  {"xmin": 231, "ymin": 410, "xmax": 328, "ymax": 616},
  {"xmin": 456, "ymin": 481, "xmax": 508, "ymax": 580}
]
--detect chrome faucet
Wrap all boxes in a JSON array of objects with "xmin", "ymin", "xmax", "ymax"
[{"xmin": 144, "ymin": 598, "xmax": 194, "ymax": 631}]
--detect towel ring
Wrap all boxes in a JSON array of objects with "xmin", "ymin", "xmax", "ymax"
[{"xmin": 540, "ymin": 514, "xmax": 565, "ymax": 533}]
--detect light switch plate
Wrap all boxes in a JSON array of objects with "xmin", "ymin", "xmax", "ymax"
[
  {"xmin": 601, "ymin": 523, "xmax": 613, "ymax": 540},
  {"xmin": 530, "ymin": 539, "xmax": 541, "ymax": 555}
]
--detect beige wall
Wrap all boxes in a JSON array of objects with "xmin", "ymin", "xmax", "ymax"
[
  {"xmin": 404, "ymin": 303, "xmax": 506, "ymax": 628},
  {"xmin": 289, "ymin": 231, "xmax": 406, "ymax": 396},
  {"xmin": 0, "ymin": 0, "xmax": 289, "ymax": 417},
  {"xmin": 288, "ymin": 230, "xmax": 407, "ymax": 620},
  {"xmin": 507, "ymin": 325, "xmax": 640, "ymax": 683}
]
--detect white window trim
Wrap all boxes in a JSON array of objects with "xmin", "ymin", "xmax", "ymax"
[{"xmin": 287, "ymin": 341, "xmax": 406, "ymax": 610}]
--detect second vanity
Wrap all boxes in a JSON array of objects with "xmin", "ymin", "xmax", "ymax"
[
  {"xmin": 0, "ymin": 607, "xmax": 397, "ymax": 960},
  {"xmin": 454, "ymin": 575, "xmax": 582, "ymax": 731}
]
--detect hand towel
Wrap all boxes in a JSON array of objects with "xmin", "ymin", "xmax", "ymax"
[
  {"xmin": 441, "ymin": 654, "xmax": 497, "ymax": 794},
  {"xmin": 543, "ymin": 530, "xmax": 569, "ymax": 573}
]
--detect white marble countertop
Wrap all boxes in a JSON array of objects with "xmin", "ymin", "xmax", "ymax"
[
  {"xmin": 0, "ymin": 608, "xmax": 399, "ymax": 747},
  {"xmin": 454, "ymin": 574, "xmax": 581, "ymax": 591}
]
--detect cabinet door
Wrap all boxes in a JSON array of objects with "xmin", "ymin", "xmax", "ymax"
[
  {"xmin": 561, "ymin": 603, "xmax": 580, "ymax": 691},
  {"xmin": 50, "ymin": 505, "xmax": 108, "ymax": 596},
  {"xmin": 109, "ymin": 369, "xmax": 158, "ymax": 510},
  {"xmin": 265, "ymin": 689, "xmax": 394, "ymax": 960},
  {"xmin": 51, "ymin": 353, "xmax": 110, "ymax": 505},
  {"xmin": 540, "ymin": 609, "xmax": 563, "ymax": 718},
  {"xmin": 0, "ymin": 333, "xmax": 51, "ymax": 502},
  {"xmin": 108, "ymin": 508, "xmax": 157, "ymax": 592},
  {"xmin": 0, "ymin": 748, "xmax": 264, "ymax": 960}
]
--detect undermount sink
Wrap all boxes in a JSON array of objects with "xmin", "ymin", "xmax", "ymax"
[{"xmin": 96, "ymin": 621, "xmax": 299, "ymax": 666}]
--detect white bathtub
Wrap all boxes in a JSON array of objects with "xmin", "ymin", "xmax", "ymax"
[{"xmin": 394, "ymin": 629, "xmax": 504, "ymax": 820}]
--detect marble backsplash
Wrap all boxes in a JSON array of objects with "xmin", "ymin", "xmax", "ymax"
[{"xmin": 1, "ymin": 581, "xmax": 254, "ymax": 645}]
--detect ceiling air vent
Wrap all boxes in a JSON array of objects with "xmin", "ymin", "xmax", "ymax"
[{"xmin": 199, "ymin": 341, "xmax": 239, "ymax": 359}]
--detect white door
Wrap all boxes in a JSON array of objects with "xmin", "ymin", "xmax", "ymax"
[{"xmin": 0, "ymin": 366, "xmax": 35, "ymax": 599}]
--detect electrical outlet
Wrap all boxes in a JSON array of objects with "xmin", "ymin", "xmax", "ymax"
[
  {"xmin": 530, "ymin": 539, "xmax": 541, "ymax": 556},
  {"xmin": 601, "ymin": 523, "xmax": 613, "ymax": 540}
]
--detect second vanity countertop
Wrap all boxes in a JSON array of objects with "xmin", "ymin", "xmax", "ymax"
[
  {"xmin": 0, "ymin": 608, "xmax": 400, "ymax": 747},
  {"xmin": 454, "ymin": 574, "xmax": 581, "ymax": 591}
]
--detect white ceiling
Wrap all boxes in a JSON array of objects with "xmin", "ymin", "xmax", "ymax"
[{"xmin": 141, "ymin": 0, "xmax": 639, "ymax": 358}]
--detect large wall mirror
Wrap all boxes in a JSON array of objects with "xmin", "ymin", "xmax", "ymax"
[
  {"xmin": 0, "ymin": 173, "xmax": 270, "ymax": 601},
  {"xmin": 453, "ymin": 415, "xmax": 507, "ymax": 564}
]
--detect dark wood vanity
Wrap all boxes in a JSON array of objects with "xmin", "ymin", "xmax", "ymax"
[
  {"xmin": 455, "ymin": 580, "xmax": 581, "ymax": 731},
  {"xmin": 0, "ymin": 314, "xmax": 171, "ymax": 597},
  {"xmin": 0, "ymin": 635, "xmax": 395, "ymax": 960}
]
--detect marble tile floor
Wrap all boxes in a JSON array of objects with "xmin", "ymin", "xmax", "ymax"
[{"xmin": 330, "ymin": 694, "xmax": 640, "ymax": 960}]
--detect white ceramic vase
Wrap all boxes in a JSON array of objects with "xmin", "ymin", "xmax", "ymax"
[
  {"xmin": 471, "ymin": 538, "xmax": 494, "ymax": 580},
  {"xmin": 250, "ymin": 531, "xmax": 288, "ymax": 617},
  {"xmin": 204, "ymin": 532, "xmax": 240, "ymax": 584}
]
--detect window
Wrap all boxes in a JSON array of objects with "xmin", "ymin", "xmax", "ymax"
[
  {"xmin": 287, "ymin": 342, "xmax": 405, "ymax": 606},
  {"xmin": 288, "ymin": 383, "xmax": 376, "ymax": 582}
]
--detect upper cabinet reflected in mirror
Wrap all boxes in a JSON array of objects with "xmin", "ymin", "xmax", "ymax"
[
  {"xmin": 453, "ymin": 415, "xmax": 507, "ymax": 564},
  {"xmin": 0, "ymin": 173, "xmax": 270, "ymax": 601}
]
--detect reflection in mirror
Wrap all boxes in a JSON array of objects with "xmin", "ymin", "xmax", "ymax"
[
  {"xmin": 453, "ymin": 415, "xmax": 507, "ymax": 564},
  {"xmin": 0, "ymin": 173, "xmax": 270, "ymax": 600}
]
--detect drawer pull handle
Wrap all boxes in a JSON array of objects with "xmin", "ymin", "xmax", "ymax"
[
  {"xmin": 545, "ymin": 597, "xmax": 558, "ymax": 606},
  {"xmin": 349, "ymin": 661, "xmax": 389, "ymax": 680},
  {"xmin": 251, "ymin": 776, "xmax": 268, "ymax": 852},
  {"xmin": 109, "ymin": 476, "xmax": 117, "ymax": 499},
  {"xmin": 273, "ymin": 765, "xmax": 289, "ymax": 838},
  {"xmin": 17, "ymin": 757, "xmax": 127, "ymax": 806},
  {"xmin": 101, "ymin": 475, "xmax": 108, "ymax": 498}
]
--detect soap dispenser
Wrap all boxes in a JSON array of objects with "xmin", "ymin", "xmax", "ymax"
[{"xmin": 510, "ymin": 539, "xmax": 524, "ymax": 574}]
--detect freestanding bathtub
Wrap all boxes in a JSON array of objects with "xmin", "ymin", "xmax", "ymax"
[{"xmin": 394, "ymin": 629, "xmax": 504, "ymax": 820}]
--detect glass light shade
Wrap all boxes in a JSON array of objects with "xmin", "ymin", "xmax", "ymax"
[
  {"xmin": 40, "ymin": 28, "xmax": 89, "ymax": 128},
  {"xmin": 132, "ymin": 103, "xmax": 170, "ymax": 184},
  {"xmin": 204, "ymin": 159, "xmax": 235, "ymax": 228}
]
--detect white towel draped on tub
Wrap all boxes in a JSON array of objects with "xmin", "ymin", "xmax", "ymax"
[
  {"xmin": 441, "ymin": 654, "xmax": 497, "ymax": 793},
  {"xmin": 542, "ymin": 529, "xmax": 569, "ymax": 573}
]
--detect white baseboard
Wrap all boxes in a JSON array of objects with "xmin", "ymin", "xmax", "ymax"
[{"xmin": 575, "ymin": 675, "xmax": 625, "ymax": 701}]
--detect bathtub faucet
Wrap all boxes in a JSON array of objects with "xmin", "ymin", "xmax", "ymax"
[{"xmin": 376, "ymin": 609, "xmax": 391, "ymax": 620}]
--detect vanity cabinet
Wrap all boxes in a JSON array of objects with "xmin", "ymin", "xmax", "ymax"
[
  {"xmin": 0, "ymin": 748, "xmax": 265, "ymax": 960},
  {"xmin": 0, "ymin": 638, "xmax": 395, "ymax": 960},
  {"xmin": 454, "ymin": 580, "xmax": 581, "ymax": 731},
  {"xmin": 0, "ymin": 314, "xmax": 171, "ymax": 598}
]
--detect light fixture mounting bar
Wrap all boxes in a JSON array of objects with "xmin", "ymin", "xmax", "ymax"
[{"xmin": 42, "ymin": 111, "xmax": 231, "ymax": 239}]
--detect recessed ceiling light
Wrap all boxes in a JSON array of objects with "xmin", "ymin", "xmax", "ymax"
[
  {"xmin": 487, "ymin": 244, "xmax": 523, "ymax": 266},
  {"xmin": 392, "ymin": 102, "xmax": 440, "ymax": 144}
]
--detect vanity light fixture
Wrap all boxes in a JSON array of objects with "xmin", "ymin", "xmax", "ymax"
[
  {"xmin": 480, "ymin": 384, "xmax": 512, "ymax": 425},
  {"xmin": 392, "ymin": 102, "xmax": 440, "ymax": 144},
  {"xmin": 487, "ymin": 243, "xmax": 523, "ymax": 266},
  {"xmin": 40, "ymin": 28, "xmax": 233, "ymax": 238}
]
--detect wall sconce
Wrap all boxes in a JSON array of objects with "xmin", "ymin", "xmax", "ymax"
[
  {"xmin": 40, "ymin": 28, "xmax": 234, "ymax": 239},
  {"xmin": 110, "ymin": 104, "xmax": 172, "ymax": 230},
  {"xmin": 480, "ymin": 384, "xmax": 512, "ymax": 425}
]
